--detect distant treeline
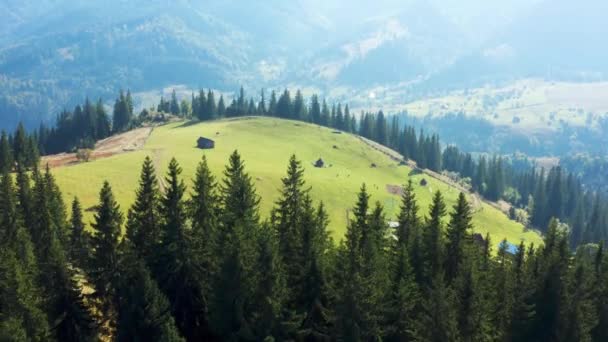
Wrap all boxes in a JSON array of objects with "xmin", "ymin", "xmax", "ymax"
[
  {"xmin": 2, "ymin": 152, "xmax": 607, "ymax": 340},
  {"xmin": 0, "ymin": 90, "xmax": 135, "ymax": 170}
]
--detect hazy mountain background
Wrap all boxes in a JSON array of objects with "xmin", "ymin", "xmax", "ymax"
[{"xmin": 1, "ymin": 0, "xmax": 606, "ymax": 141}]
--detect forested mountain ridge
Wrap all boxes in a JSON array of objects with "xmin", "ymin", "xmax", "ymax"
[{"xmin": 5, "ymin": 0, "xmax": 606, "ymax": 133}]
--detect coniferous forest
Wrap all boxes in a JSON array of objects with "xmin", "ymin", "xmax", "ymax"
[{"xmin": 1, "ymin": 147, "xmax": 608, "ymax": 341}]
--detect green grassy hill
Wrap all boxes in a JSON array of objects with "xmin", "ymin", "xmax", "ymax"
[{"xmin": 51, "ymin": 116, "xmax": 542, "ymax": 247}]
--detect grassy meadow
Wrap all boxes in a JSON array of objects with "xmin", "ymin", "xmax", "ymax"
[{"xmin": 51, "ymin": 116, "xmax": 542, "ymax": 247}]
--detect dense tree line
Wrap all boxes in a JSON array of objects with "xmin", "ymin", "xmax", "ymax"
[
  {"xmin": 160, "ymin": 87, "xmax": 359, "ymax": 134},
  {"xmin": 436, "ymin": 140, "xmax": 608, "ymax": 248},
  {"xmin": 0, "ymin": 123, "xmax": 40, "ymax": 172},
  {"xmin": 2, "ymin": 152, "xmax": 607, "ymax": 341},
  {"xmin": 45, "ymin": 89, "xmax": 133, "ymax": 151},
  {"xmin": 1, "ymin": 90, "xmax": 133, "ymax": 162}
]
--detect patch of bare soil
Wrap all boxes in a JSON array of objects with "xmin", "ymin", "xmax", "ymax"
[
  {"xmin": 42, "ymin": 127, "xmax": 153, "ymax": 168},
  {"xmin": 386, "ymin": 184, "xmax": 403, "ymax": 196}
]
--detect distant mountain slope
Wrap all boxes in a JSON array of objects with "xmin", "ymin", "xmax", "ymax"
[
  {"xmin": 51, "ymin": 116, "xmax": 541, "ymax": 246},
  {"xmin": 0, "ymin": 1, "xmax": 255, "ymax": 129},
  {"xmin": 1, "ymin": 0, "xmax": 602, "ymax": 131},
  {"xmin": 426, "ymin": 0, "xmax": 608, "ymax": 89},
  {"xmin": 305, "ymin": 0, "xmax": 468, "ymax": 87}
]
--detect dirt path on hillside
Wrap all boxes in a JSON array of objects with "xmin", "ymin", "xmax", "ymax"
[
  {"xmin": 42, "ymin": 127, "xmax": 154, "ymax": 168},
  {"xmin": 151, "ymin": 148, "xmax": 167, "ymax": 194},
  {"xmin": 356, "ymin": 135, "xmax": 485, "ymax": 212}
]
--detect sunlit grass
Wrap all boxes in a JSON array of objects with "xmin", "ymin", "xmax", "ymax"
[{"xmin": 52, "ymin": 116, "xmax": 542, "ymax": 248}]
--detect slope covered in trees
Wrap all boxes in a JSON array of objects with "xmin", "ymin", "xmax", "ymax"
[{"xmin": 2, "ymin": 151, "xmax": 606, "ymax": 341}]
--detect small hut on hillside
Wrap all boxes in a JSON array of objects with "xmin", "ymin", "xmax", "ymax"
[
  {"xmin": 197, "ymin": 137, "xmax": 215, "ymax": 149},
  {"xmin": 420, "ymin": 178, "xmax": 428, "ymax": 186},
  {"xmin": 314, "ymin": 158, "xmax": 325, "ymax": 168}
]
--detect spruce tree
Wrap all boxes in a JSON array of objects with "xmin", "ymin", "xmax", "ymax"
[
  {"xmin": 95, "ymin": 98, "xmax": 111, "ymax": 139},
  {"xmin": 272, "ymin": 155, "xmax": 307, "ymax": 301},
  {"xmin": 15, "ymin": 165, "xmax": 34, "ymax": 232},
  {"xmin": 268, "ymin": 91, "xmax": 277, "ymax": 116},
  {"xmin": 336, "ymin": 185, "xmax": 385, "ymax": 340},
  {"xmin": 46, "ymin": 238, "xmax": 98, "ymax": 342},
  {"xmin": 70, "ymin": 197, "xmax": 90, "ymax": 269},
  {"xmin": 418, "ymin": 274, "xmax": 460, "ymax": 342},
  {"xmin": 396, "ymin": 180, "xmax": 420, "ymax": 246},
  {"xmin": 298, "ymin": 201, "xmax": 332, "ymax": 340},
  {"xmin": 385, "ymin": 240, "xmax": 421, "ymax": 341},
  {"xmin": 125, "ymin": 156, "xmax": 161, "ymax": 267},
  {"xmin": 170, "ymin": 89, "xmax": 180, "ymax": 115},
  {"xmin": 206, "ymin": 89, "xmax": 217, "ymax": 119},
  {"xmin": 211, "ymin": 151, "xmax": 260, "ymax": 339},
  {"xmin": 592, "ymin": 243, "xmax": 608, "ymax": 341},
  {"xmin": 422, "ymin": 191, "xmax": 446, "ymax": 284},
  {"xmin": 116, "ymin": 245, "xmax": 184, "ymax": 342},
  {"xmin": 250, "ymin": 226, "xmax": 288, "ymax": 340},
  {"xmin": 453, "ymin": 259, "xmax": 491, "ymax": 342},
  {"xmin": 0, "ymin": 171, "xmax": 49, "ymax": 340},
  {"xmin": 0, "ymin": 131, "xmax": 12, "ymax": 173},
  {"xmin": 13, "ymin": 122, "xmax": 27, "ymax": 167},
  {"xmin": 155, "ymin": 158, "xmax": 210, "ymax": 340},
  {"xmin": 89, "ymin": 181, "xmax": 123, "ymax": 319},
  {"xmin": 217, "ymin": 95, "xmax": 226, "ymax": 118},
  {"xmin": 220, "ymin": 150, "xmax": 260, "ymax": 230},
  {"xmin": 561, "ymin": 263, "xmax": 596, "ymax": 342},
  {"xmin": 189, "ymin": 155, "xmax": 219, "ymax": 294},
  {"xmin": 310, "ymin": 95, "xmax": 321, "ymax": 124},
  {"xmin": 445, "ymin": 192, "xmax": 473, "ymax": 283}
]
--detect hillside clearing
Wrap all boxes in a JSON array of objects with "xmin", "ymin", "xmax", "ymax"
[{"xmin": 50, "ymin": 116, "xmax": 542, "ymax": 248}]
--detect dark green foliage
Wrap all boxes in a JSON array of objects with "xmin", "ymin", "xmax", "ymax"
[
  {"xmin": 250, "ymin": 225, "xmax": 287, "ymax": 340},
  {"xmin": 210, "ymin": 151, "xmax": 260, "ymax": 339},
  {"xmin": 170, "ymin": 89, "xmax": 180, "ymax": 115},
  {"xmin": 422, "ymin": 191, "xmax": 446, "ymax": 284},
  {"xmin": 154, "ymin": 158, "xmax": 211, "ymax": 340},
  {"xmin": 418, "ymin": 274, "xmax": 460, "ymax": 342},
  {"xmin": 0, "ymin": 131, "xmax": 13, "ymax": 173},
  {"xmin": 336, "ymin": 185, "xmax": 388, "ymax": 340},
  {"xmin": 385, "ymin": 240, "xmax": 421, "ymax": 341},
  {"xmin": 116, "ymin": 246, "xmax": 184, "ymax": 342},
  {"xmin": 70, "ymin": 197, "xmax": 90, "ymax": 269},
  {"xmin": 113, "ymin": 90, "xmax": 133, "ymax": 133},
  {"xmin": 4, "ymin": 123, "xmax": 608, "ymax": 341},
  {"xmin": 220, "ymin": 150, "xmax": 260, "ymax": 230},
  {"xmin": 89, "ymin": 181, "xmax": 123, "ymax": 316},
  {"xmin": 445, "ymin": 193, "xmax": 473, "ymax": 283},
  {"xmin": 0, "ymin": 172, "xmax": 49, "ymax": 341},
  {"xmin": 272, "ymin": 155, "xmax": 307, "ymax": 305},
  {"xmin": 189, "ymin": 155, "xmax": 219, "ymax": 294},
  {"xmin": 125, "ymin": 156, "xmax": 161, "ymax": 266}
]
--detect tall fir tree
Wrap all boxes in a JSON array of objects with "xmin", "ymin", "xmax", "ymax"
[
  {"xmin": 69, "ymin": 197, "xmax": 90, "ymax": 269},
  {"xmin": 155, "ymin": 158, "xmax": 211, "ymax": 340},
  {"xmin": 125, "ymin": 156, "xmax": 161, "ymax": 267},
  {"xmin": 189, "ymin": 155, "xmax": 220, "ymax": 296},
  {"xmin": 115, "ymin": 245, "xmax": 184, "ymax": 342},
  {"xmin": 89, "ymin": 181, "xmax": 123, "ymax": 321},
  {"xmin": 0, "ymin": 171, "xmax": 50, "ymax": 341},
  {"xmin": 445, "ymin": 192, "xmax": 473, "ymax": 283},
  {"xmin": 422, "ymin": 191, "xmax": 447, "ymax": 284}
]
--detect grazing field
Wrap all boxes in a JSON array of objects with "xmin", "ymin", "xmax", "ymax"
[{"xmin": 50, "ymin": 116, "xmax": 542, "ymax": 247}]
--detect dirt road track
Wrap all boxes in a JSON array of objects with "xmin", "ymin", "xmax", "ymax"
[{"xmin": 42, "ymin": 127, "xmax": 154, "ymax": 168}]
